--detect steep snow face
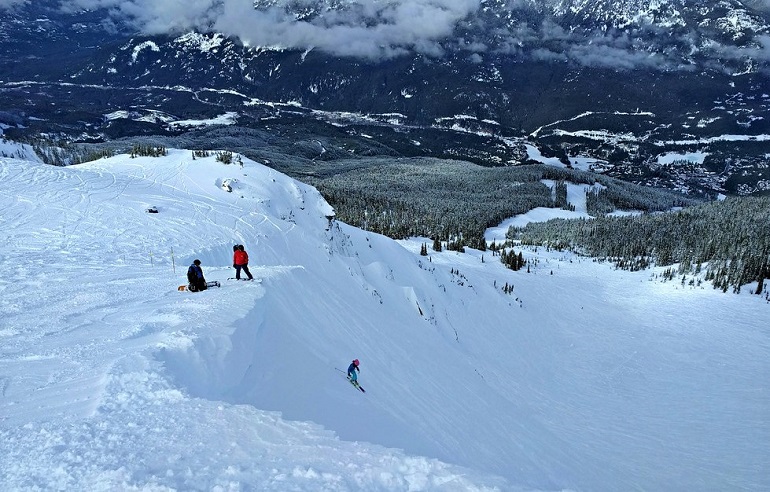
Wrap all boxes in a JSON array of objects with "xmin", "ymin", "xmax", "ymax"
[
  {"xmin": 0, "ymin": 150, "xmax": 768, "ymax": 490},
  {"xmin": 0, "ymin": 137, "xmax": 40, "ymax": 162},
  {"xmin": 0, "ymin": 150, "xmax": 506, "ymax": 490}
]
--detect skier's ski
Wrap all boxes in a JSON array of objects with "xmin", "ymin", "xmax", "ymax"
[
  {"xmin": 348, "ymin": 377, "xmax": 366, "ymax": 393},
  {"xmin": 227, "ymin": 278, "xmax": 261, "ymax": 283},
  {"xmin": 335, "ymin": 367, "xmax": 365, "ymax": 393},
  {"xmin": 178, "ymin": 281, "xmax": 220, "ymax": 291}
]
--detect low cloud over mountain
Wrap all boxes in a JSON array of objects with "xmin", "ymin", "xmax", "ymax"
[
  {"xmin": 0, "ymin": 0, "xmax": 27, "ymax": 10},
  {"xmin": 6, "ymin": 0, "xmax": 770, "ymax": 69},
  {"xmin": 58, "ymin": 0, "xmax": 482, "ymax": 58}
]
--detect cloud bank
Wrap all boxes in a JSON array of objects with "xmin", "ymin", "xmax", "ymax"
[
  {"xmin": 10, "ymin": 0, "xmax": 767, "ymax": 70},
  {"xmin": 60, "ymin": 0, "xmax": 482, "ymax": 59},
  {"xmin": 0, "ymin": 0, "xmax": 27, "ymax": 10}
]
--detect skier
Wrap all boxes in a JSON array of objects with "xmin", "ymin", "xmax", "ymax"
[
  {"xmin": 232, "ymin": 244, "xmax": 254, "ymax": 281},
  {"xmin": 187, "ymin": 259, "xmax": 207, "ymax": 292},
  {"xmin": 347, "ymin": 359, "xmax": 360, "ymax": 383}
]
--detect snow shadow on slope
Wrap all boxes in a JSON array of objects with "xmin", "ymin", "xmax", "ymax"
[{"xmin": 154, "ymin": 301, "xmax": 266, "ymax": 402}]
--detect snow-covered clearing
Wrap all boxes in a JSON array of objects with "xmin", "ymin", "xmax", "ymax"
[
  {"xmin": 657, "ymin": 152, "xmax": 709, "ymax": 165},
  {"xmin": 0, "ymin": 149, "xmax": 767, "ymax": 491}
]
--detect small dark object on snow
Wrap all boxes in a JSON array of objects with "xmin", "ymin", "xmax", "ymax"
[{"xmin": 146, "ymin": 206, "xmax": 159, "ymax": 213}]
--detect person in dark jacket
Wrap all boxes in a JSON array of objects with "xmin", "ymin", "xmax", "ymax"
[
  {"xmin": 232, "ymin": 244, "xmax": 254, "ymax": 280},
  {"xmin": 187, "ymin": 259, "xmax": 207, "ymax": 292},
  {"xmin": 347, "ymin": 359, "xmax": 360, "ymax": 383}
]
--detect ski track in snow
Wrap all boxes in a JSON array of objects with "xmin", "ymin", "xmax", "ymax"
[{"xmin": 0, "ymin": 149, "xmax": 768, "ymax": 491}]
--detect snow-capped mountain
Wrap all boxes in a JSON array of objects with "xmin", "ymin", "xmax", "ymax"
[
  {"xmin": 1, "ymin": 146, "xmax": 768, "ymax": 490},
  {"xmin": 0, "ymin": 0, "xmax": 769, "ymax": 197},
  {"xmin": 3, "ymin": 0, "xmax": 768, "ymax": 73},
  {"xmin": 243, "ymin": 0, "xmax": 770, "ymax": 64},
  {"xmin": 534, "ymin": 0, "xmax": 765, "ymax": 34}
]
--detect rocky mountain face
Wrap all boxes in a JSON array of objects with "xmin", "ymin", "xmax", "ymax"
[{"xmin": 1, "ymin": 0, "xmax": 769, "ymax": 196}]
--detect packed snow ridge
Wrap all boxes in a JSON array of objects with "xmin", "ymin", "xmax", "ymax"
[{"xmin": 0, "ymin": 148, "xmax": 767, "ymax": 491}]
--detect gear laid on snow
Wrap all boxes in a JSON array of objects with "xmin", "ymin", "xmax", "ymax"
[{"xmin": 178, "ymin": 280, "xmax": 220, "ymax": 291}]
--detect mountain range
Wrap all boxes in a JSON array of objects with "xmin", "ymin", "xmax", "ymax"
[{"xmin": 1, "ymin": 0, "xmax": 769, "ymax": 196}]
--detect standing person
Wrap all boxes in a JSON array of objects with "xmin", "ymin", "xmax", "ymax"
[
  {"xmin": 187, "ymin": 259, "xmax": 207, "ymax": 292},
  {"xmin": 347, "ymin": 359, "xmax": 360, "ymax": 383},
  {"xmin": 233, "ymin": 244, "xmax": 254, "ymax": 281}
]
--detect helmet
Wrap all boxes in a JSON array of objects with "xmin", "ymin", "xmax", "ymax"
[
  {"xmin": 193, "ymin": 259, "xmax": 201, "ymax": 265},
  {"xmin": 353, "ymin": 359, "xmax": 359, "ymax": 366},
  {"xmin": 233, "ymin": 245, "xmax": 238, "ymax": 251}
]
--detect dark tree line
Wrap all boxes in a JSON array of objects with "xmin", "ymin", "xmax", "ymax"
[
  {"xmin": 510, "ymin": 196, "xmax": 770, "ymax": 293},
  {"xmin": 585, "ymin": 181, "xmax": 694, "ymax": 216},
  {"xmin": 28, "ymin": 137, "xmax": 109, "ymax": 166},
  {"xmin": 309, "ymin": 158, "xmax": 697, "ymax": 249},
  {"xmin": 312, "ymin": 159, "xmax": 555, "ymax": 249},
  {"xmin": 130, "ymin": 144, "xmax": 167, "ymax": 158},
  {"xmin": 553, "ymin": 180, "xmax": 571, "ymax": 210}
]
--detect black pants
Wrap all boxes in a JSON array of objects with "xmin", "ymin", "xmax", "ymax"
[
  {"xmin": 235, "ymin": 264, "xmax": 253, "ymax": 280},
  {"xmin": 189, "ymin": 279, "xmax": 207, "ymax": 292}
]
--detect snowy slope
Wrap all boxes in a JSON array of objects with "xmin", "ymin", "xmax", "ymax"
[{"xmin": 0, "ymin": 149, "xmax": 768, "ymax": 491}]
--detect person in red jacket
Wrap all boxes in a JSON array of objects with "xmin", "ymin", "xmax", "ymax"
[{"xmin": 233, "ymin": 244, "xmax": 254, "ymax": 280}]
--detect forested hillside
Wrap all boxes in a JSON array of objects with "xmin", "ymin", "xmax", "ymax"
[
  {"xmin": 307, "ymin": 158, "xmax": 698, "ymax": 249},
  {"xmin": 510, "ymin": 196, "xmax": 770, "ymax": 294}
]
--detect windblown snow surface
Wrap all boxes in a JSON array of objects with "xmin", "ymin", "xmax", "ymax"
[{"xmin": 0, "ymin": 149, "xmax": 767, "ymax": 491}]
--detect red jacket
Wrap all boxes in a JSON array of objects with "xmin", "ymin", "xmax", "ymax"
[{"xmin": 233, "ymin": 250, "xmax": 249, "ymax": 265}]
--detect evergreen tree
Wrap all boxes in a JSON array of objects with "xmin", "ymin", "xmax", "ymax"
[{"xmin": 432, "ymin": 237, "xmax": 442, "ymax": 252}]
